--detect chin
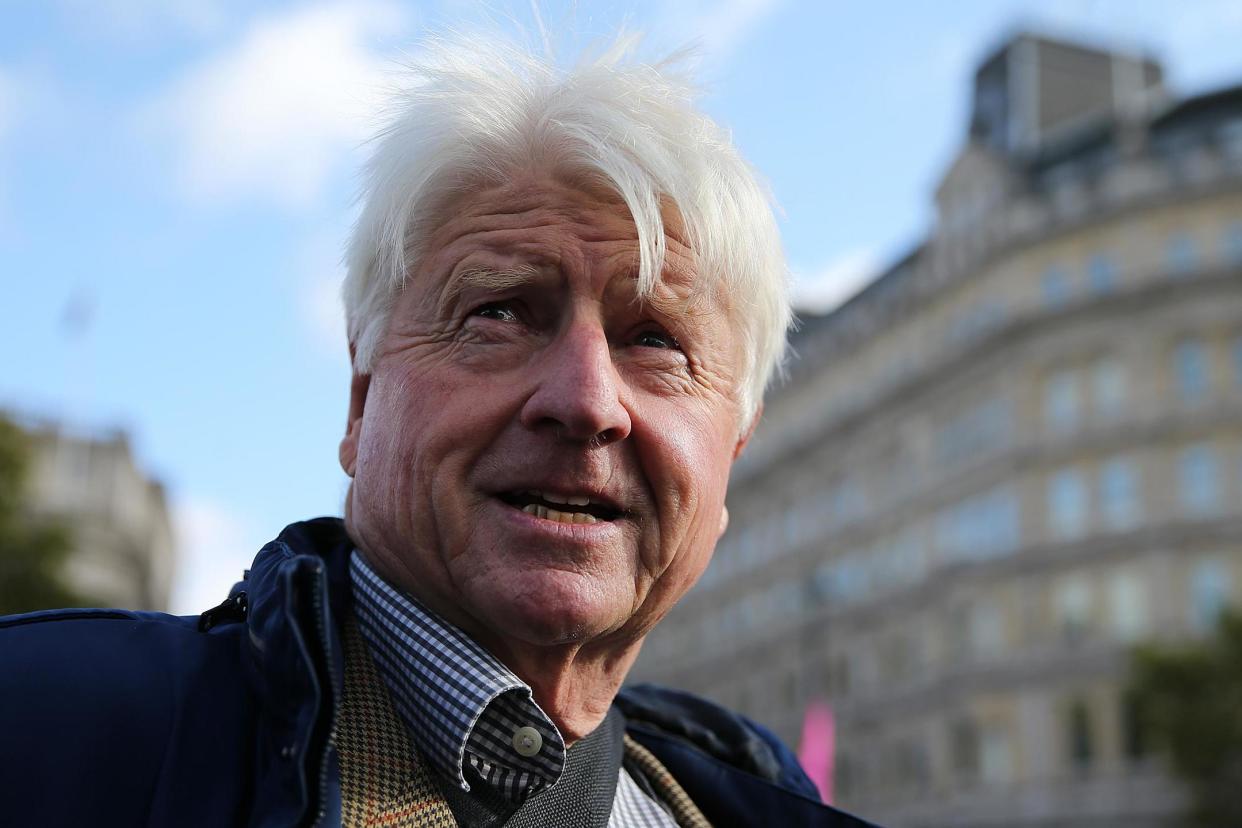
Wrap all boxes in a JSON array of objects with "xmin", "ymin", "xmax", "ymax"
[{"xmin": 479, "ymin": 570, "xmax": 629, "ymax": 648}]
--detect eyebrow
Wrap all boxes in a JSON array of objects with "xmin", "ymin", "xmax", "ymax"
[
  {"xmin": 437, "ymin": 261, "xmax": 713, "ymax": 324},
  {"xmin": 438, "ymin": 264, "xmax": 541, "ymax": 316},
  {"xmin": 634, "ymin": 290, "xmax": 700, "ymax": 322},
  {"xmin": 631, "ymin": 261, "xmax": 713, "ymax": 323}
]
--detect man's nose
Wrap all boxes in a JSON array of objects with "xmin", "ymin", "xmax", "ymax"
[{"xmin": 519, "ymin": 321, "xmax": 632, "ymax": 445}]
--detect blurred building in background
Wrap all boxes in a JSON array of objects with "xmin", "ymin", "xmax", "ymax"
[
  {"xmin": 631, "ymin": 31, "xmax": 1242, "ymax": 828},
  {"xmin": 21, "ymin": 418, "xmax": 174, "ymax": 611}
]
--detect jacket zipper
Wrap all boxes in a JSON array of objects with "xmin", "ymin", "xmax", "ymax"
[{"xmin": 307, "ymin": 562, "xmax": 341, "ymax": 828}]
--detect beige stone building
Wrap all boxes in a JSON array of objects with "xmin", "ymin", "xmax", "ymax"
[
  {"xmin": 22, "ymin": 419, "xmax": 175, "ymax": 612},
  {"xmin": 631, "ymin": 33, "xmax": 1242, "ymax": 827}
]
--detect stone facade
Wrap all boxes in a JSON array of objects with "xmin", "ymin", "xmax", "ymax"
[
  {"xmin": 22, "ymin": 420, "xmax": 174, "ymax": 612},
  {"xmin": 631, "ymin": 33, "xmax": 1242, "ymax": 827}
]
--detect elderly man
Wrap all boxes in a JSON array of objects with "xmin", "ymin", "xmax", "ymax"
[{"xmin": 0, "ymin": 37, "xmax": 875, "ymax": 828}]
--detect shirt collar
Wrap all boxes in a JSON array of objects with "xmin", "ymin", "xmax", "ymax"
[{"xmin": 349, "ymin": 551, "xmax": 567, "ymax": 800}]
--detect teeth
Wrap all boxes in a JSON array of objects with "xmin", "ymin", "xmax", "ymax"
[
  {"xmin": 526, "ymin": 490, "xmax": 595, "ymax": 507},
  {"xmin": 520, "ymin": 502, "xmax": 597, "ymax": 524}
]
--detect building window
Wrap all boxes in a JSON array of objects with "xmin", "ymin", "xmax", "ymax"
[
  {"xmin": 828, "ymin": 477, "xmax": 865, "ymax": 526},
  {"xmin": 950, "ymin": 301, "xmax": 1007, "ymax": 344},
  {"xmin": 936, "ymin": 486, "xmax": 1020, "ymax": 563},
  {"xmin": 1190, "ymin": 558, "xmax": 1231, "ymax": 632},
  {"xmin": 980, "ymin": 725, "xmax": 1014, "ymax": 785},
  {"xmin": 1042, "ymin": 265, "xmax": 1072, "ymax": 308},
  {"xmin": 1055, "ymin": 576, "xmax": 1092, "ymax": 643},
  {"xmin": 1166, "ymin": 232, "xmax": 1198, "ymax": 276},
  {"xmin": 1091, "ymin": 357, "xmax": 1126, "ymax": 420},
  {"xmin": 950, "ymin": 719, "xmax": 980, "ymax": 782},
  {"xmin": 815, "ymin": 556, "xmax": 869, "ymax": 606},
  {"xmin": 1178, "ymin": 443, "xmax": 1221, "ymax": 515},
  {"xmin": 1044, "ymin": 370, "xmax": 1079, "ymax": 433},
  {"xmin": 1066, "ymin": 698, "xmax": 1094, "ymax": 771},
  {"xmin": 1099, "ymin": 456, "xmax": 1140, "ymax": 530},
  {"xmin": 1107, "ymin": 569, "xmax": 1147, "ymax": 641},
  {"xmin": 878, "ymin": 633, "xmax": 911, "ymax": 682},
  {"xmin": 969, "ymin": 602, "xmax": 1005, "ymax": 659},
  {"xmin": 935, "ymin": 398, "xmax": 1013, "ymax": 466},
  {"xmin": 1048, "ymin": 467, "xmax": 1088, "ymax": 540},
  {"xmin": 1048, "ymin": 162, "xmax": 1086, "ymax": 215},
  {"xmin": 1174, "ymin": 339, "xmax": 1210, "ymax": 402},
  {"xmin": 1224, "ymin": 221, "xmax": 1242, "ymax": 266},
  {"xmin": 1087, "ymin": 253, "xmax": 1116, "ymax": 294},
  {"xmin": 895, "ymin": 738, "xmax": 931, "ymax": 793},
  {"xmin": 1221, "ymin": 118, "xmax": 1242, "ymax": 164},
  {"xmin": 946, "ymin": 604, "xmax": 971, "ymax": 664}
]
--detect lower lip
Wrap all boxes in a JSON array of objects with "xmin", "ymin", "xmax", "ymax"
[{"xmin": 493, "ymin": 498, "xmax": 624, "ymax": 541}]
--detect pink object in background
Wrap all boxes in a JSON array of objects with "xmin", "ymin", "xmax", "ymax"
[{"xmin": 797, "ymin": 700, "xmax": 835, "ymax": 803}]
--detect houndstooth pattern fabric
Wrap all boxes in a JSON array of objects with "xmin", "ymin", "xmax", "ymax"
[
  {"xmin": 348, "ymin": 551, "xmax": 710, "ymax": 827},
  {"xmin": 338, "ymin": 616, "xmax": 708, "ymax": 827},
  {"xmin": 351, "ymin": 552, "xmax": 565, "ymax": 803},
  {"xmin": 337, "ymin": 614, "xmax": 458, "ymax": 828}
]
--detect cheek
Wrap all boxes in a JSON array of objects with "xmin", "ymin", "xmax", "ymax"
[
  {"xmin": 356, "ymin": 374, "xmax": 441, "ymax": 491},
  {"xmin": 362, "ymin": 365, "xmax": 515, "ymax": 498},
  {"xmin": 640, "ymin": 403, "xmax": 735, "ymax": 548}
]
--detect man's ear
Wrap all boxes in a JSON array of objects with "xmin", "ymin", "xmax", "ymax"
[
  {"xmin": 339, "ymin": 348, "xmax": 371, "ymax": 478},
  {"xmin": 733, "ymin": 403, "xmax": 762, "ymax": 460}
]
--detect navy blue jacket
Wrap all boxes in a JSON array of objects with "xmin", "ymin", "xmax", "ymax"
[{"xmin": 0, "ymin": 518, "xmax": 876, "ymax": 827}]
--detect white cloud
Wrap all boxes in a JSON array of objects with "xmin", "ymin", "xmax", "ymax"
[
  {"xmin": 792, "ymin": 248, "xmax": 881, "ymax": 313},
  {"xmin": 141, "ymin": 1, "xmax": 410, "ymax": 209},
  {"xmin": 170, "ymin": 493, "xmax": 266, "ymax": 615}
]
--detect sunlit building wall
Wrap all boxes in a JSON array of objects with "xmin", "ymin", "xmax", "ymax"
[
  {"xmin": 631, "ymin": 32, "xmax": 1242, "ymax": 828},
  {"xmin": 21, "ymin": 419, "xmax": 175, "ymax": 612}
]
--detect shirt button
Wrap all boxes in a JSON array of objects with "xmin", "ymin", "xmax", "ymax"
[{"xmin": 512, "ymin": 726, "xmax": 543, "ymax": 757}]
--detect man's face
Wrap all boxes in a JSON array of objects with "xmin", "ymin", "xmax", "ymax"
[{"xmin": 341, "ymin": 173, "xmax": 751, "ymax": 660}]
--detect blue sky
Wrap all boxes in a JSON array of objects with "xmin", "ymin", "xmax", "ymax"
[{"xmin": 2, "ymin": 0, "xmax": 1241, "ymax": 614}]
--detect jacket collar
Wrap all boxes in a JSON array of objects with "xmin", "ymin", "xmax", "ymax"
[
  {"xmin": 233, "ymin": 520, "xmax": 875, "ymax": 827},
  {"xmin": 241, "ymin": 518, "xmax": 354, "ymax": 828}
]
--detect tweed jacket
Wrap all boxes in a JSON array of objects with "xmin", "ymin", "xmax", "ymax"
[{"xmin": 0, "ymin": 518, "xmax": 877, "ymax": 827}]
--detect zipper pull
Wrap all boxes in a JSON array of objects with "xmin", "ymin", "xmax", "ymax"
[{"xmin": 198, "ymin": 590, "xmax": 248, "ymax": 632}]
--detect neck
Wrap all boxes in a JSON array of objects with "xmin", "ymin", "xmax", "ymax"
[
  {"xmin": 357, "ymin": 542, "xmax": 643, "ymax": 745},
  {"xmin": 476, "ymin": 634, "xmax": 643, "ymax": 743}
]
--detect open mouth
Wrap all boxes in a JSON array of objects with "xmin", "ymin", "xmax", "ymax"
[{"xmin": 498, "ymin": 490, "xmax": 624, "ymax": 525}]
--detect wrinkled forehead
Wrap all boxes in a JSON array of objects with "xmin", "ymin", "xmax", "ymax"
[{"xmin": 418, "ymin": 168, "xmax": 716, "ymax": 310}]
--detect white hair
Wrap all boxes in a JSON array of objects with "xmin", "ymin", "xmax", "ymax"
[{"xmin": 344, "ymin": 34, "xmax": 790, "ymax": 426}]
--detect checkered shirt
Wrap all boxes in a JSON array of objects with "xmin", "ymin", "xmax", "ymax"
[{"xmin": 350, "ymin": 552, "xmax": 678, "ymax": 826}]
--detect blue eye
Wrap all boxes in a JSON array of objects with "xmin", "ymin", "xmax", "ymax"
[{"xmin": 635, "ymin": 329, "xmax": 680, "ymax": 350}]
